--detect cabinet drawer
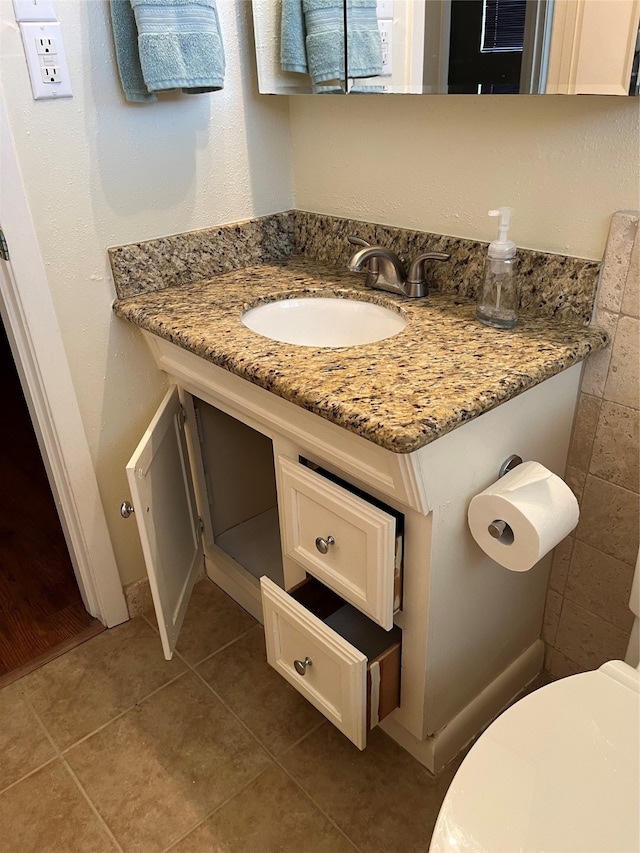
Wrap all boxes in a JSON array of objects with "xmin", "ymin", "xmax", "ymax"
[
  {"xmin": 278, "ymin": 457, "xmax": 399, "ymax": 629},
  {"xmin": 260, "ymin": 575, "xmax": 401, "ymax": 750}
]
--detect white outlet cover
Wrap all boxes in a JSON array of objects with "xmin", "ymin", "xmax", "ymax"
[
  {"xmin": 19, "ymin": 21, "xmax": 72, "ymax": 99},
  {"xmin": 13, "ymin": 0, "xmax": 57, "ymax": 22}
]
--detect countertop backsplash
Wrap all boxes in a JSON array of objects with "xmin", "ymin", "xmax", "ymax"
[{"xmin": 109, "ymin": 209, "xmax": 600, "ymax": 324}]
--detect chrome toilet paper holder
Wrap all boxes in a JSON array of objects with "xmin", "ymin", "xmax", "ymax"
[
  {"xmin": 490, "ymin": 455, "xmax": 523, "ymax": 542},
  {"xmin": 499, "ymin": 454, "xmax": 522, "ymax": 478}
]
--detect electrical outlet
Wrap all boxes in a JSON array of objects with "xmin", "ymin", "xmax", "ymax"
[
  {"xmin": 41, "ymin": 65, "xmax": 61, "ymax": 83},
  {"xmin": 35, "ymin": 35, "xmax": 56, "ymax": 55},
  {"xmin": 13, "ymin": 0, "xmax": 57, "ymax": 22},
  {"xmin": 19, "ymin": 21, "xmax": 72, "ymax": 99},
  {"xmin": 378, "ymin": 19, "xmax": 393, "ymax": 76}
]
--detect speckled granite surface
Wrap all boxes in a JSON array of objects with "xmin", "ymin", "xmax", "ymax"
[
  {"xmin": 113, "ymin": 257, "xmax": 607, "ymax": 454},
  {"xmin": 109, "ymin": 211, "xmax": 599, "ymax": 324},
  {"xmin": 293, "ymin": 211, "xmax": 600, "ymax": 323},
  {"xmin": 109, "ymin": 212, "xmax": 295, "ymax": 299}
]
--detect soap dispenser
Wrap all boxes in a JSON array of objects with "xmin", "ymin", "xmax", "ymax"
[{"xmin": 476, "ymin": 207, "xmax": 518, "ymax": 329}]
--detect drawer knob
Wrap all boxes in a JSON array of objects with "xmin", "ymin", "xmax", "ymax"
[
  {"xmin": 315, "ymin": 535, "xmax": 335, "ymax": 555},
  {"xmin": 294, "ymin": 656, "xmax": 313, "ymax": 676}
]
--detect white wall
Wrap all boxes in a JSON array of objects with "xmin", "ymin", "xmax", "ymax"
[
  {"xmin": 0, "ymin": 0, "xmax": 294, "ymax": 586},
  {"xmin": 288, "ymin": 94, "xmax": 640, "ymax": 259}
]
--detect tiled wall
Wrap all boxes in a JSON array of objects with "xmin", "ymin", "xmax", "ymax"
[{"xmin": 544, "ymin": 211, "xmax": 639, "ymax": 678}]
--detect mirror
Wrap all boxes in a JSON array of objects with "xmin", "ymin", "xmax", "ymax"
[{"xmin": 252, "ymin": 0, "xmax": 640, "ymax": 96}]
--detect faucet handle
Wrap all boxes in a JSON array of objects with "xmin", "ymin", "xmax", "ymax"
[
  {"xmin": 405, "ymin": 252, "xmax": 450, "ymax": 297},
  {"xmin": 347, "ymin": 235, "xmax": 371, "ymax": 248}
]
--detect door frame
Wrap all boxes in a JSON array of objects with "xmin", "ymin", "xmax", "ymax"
[{"xmin": 0, "ymin": 93, "xmax": 128, "ymax": 628}]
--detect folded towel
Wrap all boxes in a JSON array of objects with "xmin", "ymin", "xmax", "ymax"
[
  {"xmin": 281, "ymin": 0, "xmax": 382, "ymax": 85},
  {"xmin": 110, "ymin": 0, "xmax": 157, "ymax": 102},
  {"xmin": 131, "ymin": 0, "xmax": 225, "ymax": 93},
  {"xmin": 110, "ymin": 0, "xmax": 225, "ymax": 101}
]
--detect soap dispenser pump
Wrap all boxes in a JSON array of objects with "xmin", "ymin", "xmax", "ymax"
[{"xmin": 476, "ymin": 207, "xmax": 518, "ymax": 329}]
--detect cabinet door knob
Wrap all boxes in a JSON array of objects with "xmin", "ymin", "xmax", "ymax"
[
  {"xmin": 120, "ymin": 501, "xmax": 135, "ymax": 519},
  {"xmin": 294, "ymin": 656, "xmax": 313, "ymax": 676},
  {"xmin": 315, "ymin": 535, "xmax": 335, "ymax": 555}
]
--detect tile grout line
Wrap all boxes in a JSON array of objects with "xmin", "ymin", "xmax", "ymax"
[
  {"xmin": 19, "ymin": 689, "xmax": 125, "ymax": 853},
  {"xmin": 158, "ymin": 765, "xmax": 274, "ymax": 853},
  {"xmin": 276, "ymin": 760, "xmax": 364, "ymax": 853},
  {"xmin": 54, "ymin": 669, "xmax": 190, "ymax": 756},
  {"xmin": 0, "ymin": 755, "xmax": 59, "ymax": 798}
]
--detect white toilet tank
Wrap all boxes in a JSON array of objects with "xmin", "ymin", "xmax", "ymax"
[{"xmin": 625, "ymin": 550, "xmax": 640, "ymax": 668}]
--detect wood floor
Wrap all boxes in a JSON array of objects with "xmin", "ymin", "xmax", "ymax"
[{"xmin": 0, "ymin": 326, "xmax": 103, "ymax": 687}]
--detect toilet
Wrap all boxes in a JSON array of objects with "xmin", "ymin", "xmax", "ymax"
[{"xmin": 430, "ymin": 553, "xmax": 640, "ymax": 853}]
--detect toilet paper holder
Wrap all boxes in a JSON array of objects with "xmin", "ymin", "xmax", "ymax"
[
  {"xmin": 488, "ymin": 456, "xmax": 523, "ymax": 542},
  {"xmin": 499, "ymin": 454, "xmax": 522, "ymax": 478}
]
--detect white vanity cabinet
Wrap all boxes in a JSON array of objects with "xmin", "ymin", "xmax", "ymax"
[{"xmin": 127, "ymin": 331, "xmax": 582, "ymax": 771}]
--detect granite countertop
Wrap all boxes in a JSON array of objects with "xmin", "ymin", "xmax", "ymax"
[{"xmin": 113, "ymin": 257, "xmax": 607, "ymax": 454}]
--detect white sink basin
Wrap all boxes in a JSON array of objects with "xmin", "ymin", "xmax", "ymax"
[{"xmin": 242, "ymin": 296, "xmax": 406, "ymax": 348}]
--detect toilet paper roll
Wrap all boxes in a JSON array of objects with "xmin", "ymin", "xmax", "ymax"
[{"xmin": 467, "ymin": 461, "xmax": 579, "ymax": 572}]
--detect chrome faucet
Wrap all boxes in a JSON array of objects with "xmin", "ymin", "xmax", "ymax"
[{"xmin": 347, "ymin": 236, "xmax": 449, "ymax": 298}]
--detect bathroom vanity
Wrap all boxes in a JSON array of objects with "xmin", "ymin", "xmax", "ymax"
[{"xmin": 112, "ymin": 215, "xmax": 606, "ymax": 772}]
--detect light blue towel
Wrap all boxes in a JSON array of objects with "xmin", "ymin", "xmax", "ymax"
[
  {"xmin": 110, "ymin": 0, "xmax": 157, "ymax": 102},
  {"xmin": 110, "ymin": 0, "xmax": 224, "ymax": 102},
  {"xmin": 281, "ymin": 0, "xmax": 382, "ymax": 86}
]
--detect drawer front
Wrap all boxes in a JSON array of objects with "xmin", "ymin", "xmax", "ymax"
[
  {"xmin": 261, "ymin": 576, "xmax": 368, "ymax": 748},
  {"xmin": 278, "ymin": 457, "xmax": 396, "ymax": 629}
]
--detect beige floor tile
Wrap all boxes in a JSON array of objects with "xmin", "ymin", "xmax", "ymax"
[
  {"xmin": 147, "ymin": 579, "xmax": 256, "ymax": 665},
  {"xmin": 169, "ymin": 764, "xmax": 357, "ymax": 852},
  {"xmin": 0, "ymin": 760, "xmax": 116, "ymax": 853},
  {"xmin": 65, "ymin": 671, "xmax": 271, "ymax": 853},
  {"xmin": 0, "ymin": 681, "xmax": 57, "ymax": 791},
  {"xmin": 281, "ymin": 723, "xmax": 460, "ymax": 853},
  {"xmin": 197, "ymin": 625, "xmax": 323, "ymax": 756},
  {"xmin": 22, "ymin": 617, "xmax": 186, "ymax": 750}
]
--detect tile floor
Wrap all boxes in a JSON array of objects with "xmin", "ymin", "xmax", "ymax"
[{"xmin": 0, "ymin": 579, "xmax": 467, "ymax": 853}]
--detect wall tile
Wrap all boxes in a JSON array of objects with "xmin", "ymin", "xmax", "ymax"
[
  {"xmin": 549, "ymin": 535, "xmax": 574, "ymax": 594},
  {"xmin": 555, "ymin": 599, "xmax": 630, "ymax": 670},
  {"xmin": 581, "ymin": 308, "xmax": 618, "ymax": 399},
  {"xmin": 546, "ymin": 211, "xmax": 639, "ymax": 679},
  {"xmin": 621, "ymin": 231, "xmax": 639, "ymax": 319},
  {"xmin": 566, "ymin": 393, "xmax": 601, "ymax": 472},
  {"xmin": 576, "ymin": 475, "xmax": 639, "ymax": 566},
  {"xmin": 565, "ymin": 540, "xmax": 635, "ymax": 631},
  {"xmin": 546, "ymin": 648, "xmax": 587, "ymax": 680},
  {"xmin": 590, "ymin": 401, "xmax": 639, "ymax": 492},
  {"xmin": 604, "ymin": 315, "xmax": 640, "ymax": 410},
  {"xmin": 596, "ymin": 212, "xmax": 638, "ymax": 314},
  {"xmin": 565, "ymin": 465, "xmax": 586, "ymax": 503},
  {"xmin": 542, "ymin": 588, "xmax": 563, "ymax": 644}
]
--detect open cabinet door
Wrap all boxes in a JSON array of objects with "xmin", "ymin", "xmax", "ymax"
[{"xmin": 126, "ymin": 386, "xmax": 203, "ymax": 659}]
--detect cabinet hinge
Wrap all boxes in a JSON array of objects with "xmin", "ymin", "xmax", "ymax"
[
  {"xmin": 198, "ymin": 517, "xmax": 204, "ymax": 534},
  {"xmin": 179, "ymin": 403, "xmax": 187, "ymax": 426},
  {"xmin": 0, "ymin": 229, "xmax": 9, "ymax": 262}
]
